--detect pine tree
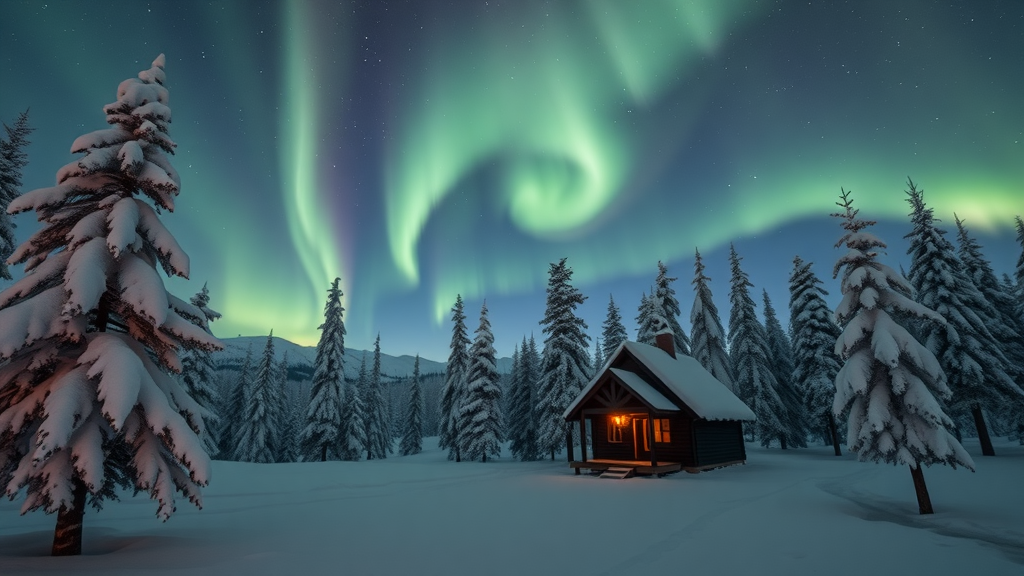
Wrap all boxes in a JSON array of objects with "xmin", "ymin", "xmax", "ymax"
[
  {"xmin": 536, "ymin": 258, "xmax": 591, "ymax": 460},
  {"xmin": 593, "ymin": 337, "xmax": 604, "ymax": 375},
  {"xmin": 399, "ymin": 355, "xmax": 424, "ymax": 456},
  {"xmin": 274, "ymin": 352, "xmax": 292, "ymax": 462},
  {"xmin": 0, "ymin": 109, "xmax": 33, "ymax": 281},
  {"xmin": 601, "ymin": 294, "xmax": 628, "ymax": 359},
  {"xmin": 690, "ymin": 248, "xmax": 735, "ymax": 392},
  {"xmin": 635, "ymin": 291, "xmax": 657, "ymax": 345},
  {"xmin": 788, "ymin": 256, "xmax": 843, "ymax": 454},
  {"xmin": 364, "ymin": 335, "xmax": 391, "ymax": 459},
  {"xmin": 339, "ymin": 368, "xmax": 365, "ymax": 461},
  {"xmin": 507, "ymin": 336, "xmax": 540, "ymax": 461},
  {"xmin": 654, "ymin": 261, "xmax": 692, "ymax": 355},
  {"xmin": 728, "ymin": 245, "xmax": 788, "ymax": 447},
  {"xmin": 461, "ymin": 302, "xmax": 504, "ymax": 461},
  {"xmin": 300, "ymin": 278, "xmax": 346, "ymax": 462},
  {"xmin": 832, "ymin": 188, "xmax": 973, "ymax": 514},
  {"xmin": 955, "ymin": 216, "xmax": 1024, "ymax": 435},
  {"xmin": 439, "ymin": 295, "xmax": 471, "ymax": 461},
  {"xmin": 179, "ymin": 284, "xmax": 222, "ymax": 455},
  {"xmin": 235, "ymin": 332, "xmax": 279, "ymax": 463},
  {"xmin": 904, "ymin": 180, "xmax": 1024, "ymax": 456},
  {"xmin": 1016, "ymin": 217, "xmax": 1024, "ymax": 324},
  {"xmin": 223, "ymin": 343, "xmax": 254, "ymax": 455},
  {"xmin": 762, "ymin": 290, "xmax": 808, "ymax": 448},
  {"xmin": 0, "ymin": 56, "xmax": 221, "ymax": 555}
]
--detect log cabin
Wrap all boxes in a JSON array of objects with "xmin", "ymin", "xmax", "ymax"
[{"xmin": 563, "ymin": 333, "xmax": 755, "ymax": 476}]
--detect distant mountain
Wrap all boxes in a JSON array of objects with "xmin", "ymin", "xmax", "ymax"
[{"xmin": 213, "ymin": 336, "xmax": 512, "ymax": 380}]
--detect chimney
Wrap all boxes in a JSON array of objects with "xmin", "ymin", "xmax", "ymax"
[{"xmin": 655, "ymin": 331, "xmax": 676, "ymax": 359}]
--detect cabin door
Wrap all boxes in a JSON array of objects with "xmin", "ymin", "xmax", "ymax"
[{"xmin": 632, "ymin": 417, "xmax": 650, "ymax": 460}]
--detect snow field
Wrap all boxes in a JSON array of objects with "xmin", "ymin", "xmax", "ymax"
[{"xmin": 0, "ymin": 438, "xmax": 1021, "ymax": 575}]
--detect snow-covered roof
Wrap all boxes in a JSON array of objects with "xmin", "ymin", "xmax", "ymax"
[
  {"xmin": 563, "ymin": 340, "xmax": 756, "ymax": 421},
  {"xmin": 608, "ymin": 368, "xmax": 678, "ymax": 411}
]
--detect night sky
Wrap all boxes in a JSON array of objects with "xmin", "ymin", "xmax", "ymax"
[{"xmin": 1, "ymin": 1, "xmax": 1021, "ymax": 362}]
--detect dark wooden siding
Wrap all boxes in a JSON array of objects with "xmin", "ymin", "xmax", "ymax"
[
  {"xmin": 648, "ymin": 415, "xmax": 695, "ymax": 466},
  {"xmin": 590, "ymin": 415, "xmax": 636, "ymax": 460},
  {"xmin": 693, "ymin": 420, "xmax": 745, "ymax": 466},
  {"xmin": 589, "ymin": 414, "xmax": 697, "ymax": 465}
]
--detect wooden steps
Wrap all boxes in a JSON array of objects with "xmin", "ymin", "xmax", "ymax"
[{"xmin": 598, "ymin": 466, "xmax": 634, "ymax": 479}]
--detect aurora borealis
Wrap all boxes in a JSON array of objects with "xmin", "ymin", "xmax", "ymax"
[{"xmin": 1, "ymin": 0, "xmax": 1021, "ymax": 361}]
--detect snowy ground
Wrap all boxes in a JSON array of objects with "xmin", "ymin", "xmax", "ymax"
[{"xmin": 1, "ymin": 438, "xmax": 1021, "ymax": 575}]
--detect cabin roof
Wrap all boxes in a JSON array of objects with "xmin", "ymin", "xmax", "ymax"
[
  {"xmin": 609, "ymin": 368, "xmax": 677, "ymax": 411},
  {"xmin": 564, "ymin": 340, "xmax": 756, "ymax": 421}
]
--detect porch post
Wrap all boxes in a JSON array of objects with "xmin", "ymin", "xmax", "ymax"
[
  {"xmin": 648, "ymin": 413, "xmax": 657, "ymax": 467},
  {"xmin": 565, "ymin": 423, "xmax": 575, "ymax": 463},
  {"xmin": 579, "ymin": 413, "xmax": 588, "ymax": 463}
]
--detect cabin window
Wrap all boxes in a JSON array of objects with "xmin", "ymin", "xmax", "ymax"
[
  {"xmin": 654, "ymin": 419, "xmax": 671, "ymax": 443},
  {"xmin": 607, "ymin": 417, "xmax": 624, "ymax": 443}
]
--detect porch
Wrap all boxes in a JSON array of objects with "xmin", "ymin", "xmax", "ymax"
[{"xmin": 568, "ymin": 459, "xmax": 683, "ymax": 476}]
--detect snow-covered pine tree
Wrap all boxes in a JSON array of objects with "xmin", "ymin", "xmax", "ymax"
[
  {"xmin": 762, "ymin": 290, "xmax": 808, "ymax": 448},
  {"xmin": 222, "ymin": 343, "xmax": 253, "ymax": 456},
  {"xmin": 635, "ymin": 291, "xmax": 657, "ymax": 346},
  {"xmin": 690, "ymin": 248, "xmax": 735, "ymax": 392},
  {"xmin": 507, "ymin": 336, "xmax": 540, "ymax": 461},
  {"xmin": 654, "ymin": 261, "xmax": 692, "ymax": 356},
  {"xmin": 461, "ymin": 302, "xmax": 503, "ymax": 462},
  {"xmin": 904, "ymin": 180, "xmax": 1024, "ymax": 456},
  {"xmin": 0, "ymin": 56, "xmax": 221, "ymax": 555},
  {"xmin": 364, "ymin": 335, "xmax": 391, "ymax": 459},
  {"xmin": 179, "ymin": 284, "xmax": 221, "ymax": 455},
  {"xmin": 439, "ymin": 294, "xmax": 470, "ymax": 461},
  {"xmin": 593, "ymin": 337, "xmax": 604, "ymax": 375},
  {"xmin": 536, "ymin": 258, "xmax": 591, "ymax": 460},
  {"xmin": 788, "ymin": 256, "xmax": 843, "ymax": 454},
  {"xmin": 274, "ymin": 352, "xmax": 293, "ymax": 462},
  {"xmin": 955, "ymin": 216, "xmax": 1024, "ymax": 435},
  {"xmin": 601, "ymin": 294, "xmax": 628, "ymax": 359},
  {"xmin": 300, "ymin": 278, "xmax": 346, "ymax": 462},
  {"xmin": 832, "ymin": 187, "xmax": 974, "ymax": 514},
  {"xmin": 339, "ymin": 363, "xmax": 365, "ymax": 461},
  {"xmin": 727, "ymin": 245, "xmax": 788, "ymax": 447},
  {"xmin": 1016, "ymin": 217, "xmax": 1024, "ymax": 324},
  {"xmin": 234, "ymin": 332, "xmax": 279, "ymax": 463},
  {"xmin": 0, "ymin": 109, "xmax": 33, "ymax": 281},
  {"xmin": 399, "ymin": 355, "xmax": 424, "ymax": 456}
]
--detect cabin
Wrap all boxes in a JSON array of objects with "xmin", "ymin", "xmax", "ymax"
[{"xmin": 563, "ymin": 333, "xmax": 755, "ymax": 476}]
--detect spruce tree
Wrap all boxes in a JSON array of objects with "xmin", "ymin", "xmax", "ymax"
[
  {"xmin": 635, "ymin": 291, "xmax": 657, "ymax": 346},
  {"xmin": 0, "ymin": 110, "xmax": 33, "ymax": 281},
  {"xmin": 762, "ymin": 290, "xmax": 808, "ymax": 448},
  {"xmin": 904, "ymin": 180, "xmax": 1024, "ymax": 456},
  {"xmin": 339, "ymin": 368, "xmax": 365, "ymax": 461},
  {"xmin": 536, "ymin": 258, "xmax": 591, "ymax": 460},
  {"xmin": 593, "ymin": 337, "xmax": 604, "ymax": 375},
  {"xmin": 0, "ymin": 56, "xmax": 222, "ymax": 555},
  {"xmin": 179, "ymin": 284, "xmax": 222, "ymax": 455},
  {"xmin": 223, "ymin": 343, "xmax": 253, "ymax": 455},
  {"xmin": 690, "ymin": 248, "xmax": 735, "ymax": 392},
  {"xmin": 439, "ymin": 294, "xmax": 470, "ymax": 461},
  {"xmin": 955, "ymin": 216, "xmax": 1024, "ymax": 434},
  {"xmin": 300, "ymin": 278, "xmax": 346, "ymax": 462},
  {"xmin": 364, "ymin": 335, "xmax": 391, "ymax": 459},
  {"xmin": 1016, "ymin": 217, "xmax": 1024, "ymax": 324},
  {"xmin": 399, "ymin": 355, "xmax": 424, "ymax": 456},
  {"xmin": 654, "ymin": 261, "xmax": 692, "ymax": 355},
  {"xmin": 274, "ymin": 352, "xmax": 292, "ymax": 462},
  {"xmin": 508, "ymin": 336, "xmax": 540, "ymax": 460},
  {"xmin": 234, "ymin": 332, "xmax": 279, "ymax": 463},
  {"xmin": 788, "ymin": 256, "xmax": 843, "ymax": 454},
  {"xmin": 461, "ymin": 302, "xmax": 503, "ymax": 461},
  {"xmin": 832, "ymin": 188, "xmax": 973, "ymax": 514},
  {"xmin": 601, "ymin": 294, "xmax": 628, "ymax": 359},
  {"xmin": 727, "ymin": 245, "xmax": 788, "ymax": 447}
]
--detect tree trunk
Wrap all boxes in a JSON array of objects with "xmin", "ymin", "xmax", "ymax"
[
  {"xmin": 828, "ymin": 413, "xmax": 842, "ymax": 456},
  {"xmin": 321, "ymin": 444, "xmax": 327, "ymax": 462},
  {"xmin": 971, "ymin": 404, "xmax": 995, "ymax": 456},
  {"xmin": 909, "ymin": 464, "xmax": 933, "ymax": 515},
  {"xmin": 52, "ymin": 476, "xmax": 87, "ymax": 556},
  {"xmin": 550, "ymin": 448, "xmax": 555, "ymax": 461},
  {"xmin": 779, "ymin": 434, "xmax": 787, "ymax": 450}
]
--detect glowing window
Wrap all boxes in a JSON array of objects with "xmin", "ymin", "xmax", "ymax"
[
  {"xmin": 608, "ymin": 417, "xmax": 624, "ymax": 443},
  {"xmin": 654, "ymin": 419, "xmax": 671, "ymax": 443}
]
